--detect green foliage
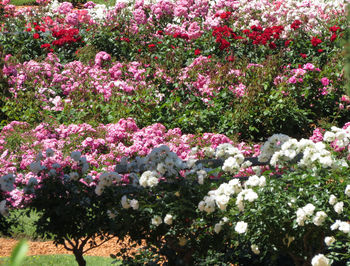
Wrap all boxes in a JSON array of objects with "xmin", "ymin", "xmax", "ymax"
[{"xmin": 8, "ymin": 239, "xmax": 29, "ymax": 266}]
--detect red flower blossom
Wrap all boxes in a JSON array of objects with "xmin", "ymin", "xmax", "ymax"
[
  {"xmin": 41, "ymin": 43, "xmax": 51, "ymax": 49},
  {"xmin": 148, "ymin": 44, "xmax": 156, "ymax": 49},
  {"xmin": 33, "ymin": 33, "xmax": 40, "ymax": 39},
  {"xmin": 300, "ymin": 53, "xmax": 307, "ymax": 59},
  {"xmin": 227, "ymin": 55, "xmax": 234, "ymax": 62},
  {"xmin": 311, "ymin": 37, "xmax": 322, "ymax": 47},
  {"xmin": 194, "ymin": 49, "xmax": 201, "ymax": 55},
  {"xmin": 318, "ymin": 49, "xmax": 324, "ymax": 53},
  {"xmin": 291, "ymin": 20, "xmax": 302, "ymax": 30},
  {"xmin": 285, "ymin": 39, "xmax": 292, "ymax": 47},
  {"xmin": 26, "ymin": 28, "xmax": 31, "ymax": 32},
  {"xmin": 330, "ymin": 33, "xmax": 337, "ymax": 42},
  {"xmin": 269, "ymin": 42, "xmax": 276, "ymax": 49},
  {"xmin": 329, "ymin": 25, "xmax": 341, "ymax": 32}
]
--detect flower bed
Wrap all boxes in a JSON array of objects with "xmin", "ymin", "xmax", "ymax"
[{"xmin": 0, "ymin": 0, "xmax": 350, "ymax": 265}]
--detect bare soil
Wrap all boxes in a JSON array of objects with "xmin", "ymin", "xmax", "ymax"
[{"xmin": 0, "ymin": 237, "xmax": 134, "ymax": 257}]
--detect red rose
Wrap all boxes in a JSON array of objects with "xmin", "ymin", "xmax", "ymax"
[
  {"xmin": 330, "ymin": 33, "xmax": 337, "ymax": 42},
  {"xmin": 269, "ymin": 42, "xmax": 276, "ymax": 49},
  {"xmin": 300, "ymin": 53, "xmax": 307, "ymax": 59},
  {"xmin": 26, "ymin": 28, "xmax": 31, "ymax": 32},
  {"xmin": 284, "ymin": 39, "xmax": 292, "ymax": 47},
  {"xmin": 311, "ymin": 37, "xmax": 322, "ymax": 46},
  {"xmin": 41, "ymin": 43, "xmax": 51, "ymax": 49},
  {"xmin": 148, "ymin": 44, "xmax": 156, "ymax": 49},
  {"xmin": 318, "ymin": 49, "xmax": 324, "ymax": 53},
  {"xmin": 227, "ymin": 55, "xmax": 234, "ymax": 62},
  {"xmin": 329, "ymin": 25, "xmax": 340, "ymax": 32},
  {"xmin": 291, "ymin": 20, "xmax": 302, "ymax": 30},
  {"xmin": 194, "ymin": 49, "xmax": 201, "ymax": 55},
  {"xmin": 33, "ymin": 33, "xmax": 40, "ymax": 39}
]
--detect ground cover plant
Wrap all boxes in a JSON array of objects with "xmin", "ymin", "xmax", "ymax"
[{"xmin": 0, "ymin": 0, "xmax": 350, "ymax": 265}]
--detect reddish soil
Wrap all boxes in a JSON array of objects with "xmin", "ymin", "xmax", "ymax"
[{"xmin": 0, "ymin": 236, "xmax": 137, "ymax": 257}]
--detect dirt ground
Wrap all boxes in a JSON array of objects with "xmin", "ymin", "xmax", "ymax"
[{"xmin": 0, "ymin": 236, "xmax": 131, "ymax": 257}]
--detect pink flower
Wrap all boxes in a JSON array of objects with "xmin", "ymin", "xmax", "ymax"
[{"xmin": 320, "ymin": 77, "xmax": 330, "ymax": 86}]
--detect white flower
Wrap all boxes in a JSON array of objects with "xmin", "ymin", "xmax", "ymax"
[
  {"xmin": 164, "ymin": 214, "xmax": 173, "ymax": 225},
  {"xmin": 27, "ymin": 177, "xmax": 38, "ymax": 187},
  {"xmin": 0, "ymin": 174, "xmax": 15, "ymax": 192},
  {"xmin": 296, "ymin": 208, "xmax": 307, "ymax": 226},
  {"xmin": 70, "ymin": 151, "xmax": 82, "ymax": 162},
  {"xmin": 214, "ymin": 223, "xmax": 222, "ymax": 234},
  {"xmin": 329, "ymin": 195, "xmax": 337, "ymax": 205},
  {"xmin": 311, "ymin": 254, "xmax": 330, "ymax": 266},
  {"xmin": 107, "ymin": 210, "xmax": 116, "ymax": 219},
  {"xmin": 95, "ymin": 186, "xmax": 104, "ymax": 196},
  {"xmin": 334, "ymin": 201, "xmax": 344, "ymax": 214},
  {"xmin": 339, "ymin": 221, "xmax": 350, "ymax": 233},
  {"xmin": 69, "ymin": 172, "xmax": 80, "ymax": 181},
  {"xmin": 130, "ymin": 199, "xmax": 139, "ymax": 210},
  {"xmin": 147, "ymin": 176, "xmax": 159, "ymax": 187},
  {"xmin": 121, "ymin": 195, "xmax": 131, "ymax": 209},
  {"xmin": 139, "ymin": 171, "xmax": 159, "ymax": 188},
  {"xmin": 330, "ymin": 220, "xmax": 341, "ymax": 231},
  {"xmin": 151, "ymin": 215, "xmax": 162, "ymax": 226},
  {"xmin": 46, "ymin": 148, "xmax": 55, "ymax": 157},
  {"xmin": 245, "ymin": 175, "xmax": 260, "ymax": 187},
  {"xmin": 313, "ymin": 211, "xmax": 327, "ymax": 226},
  {"xmin": 303, "ymin": 203, "xmax": 315, "ymax": 216},
  {"xmin": 323, "ymin": 131, "xmax": 335, "ymax": 142},
  {"xmin": 244, "ymin": 189, "xmax": 258, "ymax": 202},
  {"xmin": 215, "ymin": 194, "xmax": 230, "ymax": 211},
  {"xmin": 235, "ymin": 221, "xmax": 248, "ymax": 234},
  {"xmin": 324, "ymin": 236, "xmax": 336, "ymax": 246},
  {"xmin": 0, "ymin": 200, "xmax": 8, "ymax": 216},
  {"xmin": 345, "ymin": 185, "xmax": 350, "ymax": 197},
  {"xmin": 29, "ymin": 161, "xmax": 44, "ymax": 174},
  {"xmin": 251, "ymin": 244, "xmax": 260, "ymax": 255},
  {"xmin": 198, "ymin": 201, "xmax": 205, "ymax": 212}
]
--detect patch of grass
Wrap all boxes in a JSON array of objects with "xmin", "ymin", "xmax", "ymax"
[
  {"xmin": 10, "ymin": 0, "xmax": 37, "ymax": 6},
  {"xmin": 0, "ymin": 254, "xmax": 119, "ymax": 265}
]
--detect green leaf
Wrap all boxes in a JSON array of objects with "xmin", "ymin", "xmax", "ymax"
[{"xmin": 9, "ymin": 239, "xmax": 28, "ymax": 266}]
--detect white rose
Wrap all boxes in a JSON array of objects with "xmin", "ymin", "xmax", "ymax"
[
  {"xmin": 311, "ymin": 254, "xmax": 330, "ymax": 266},
  {"xmin": 0, "ymin": 200, "xmax": 8, "ymax": 216},
  {"xmin": 147, "ymin": 176, "xmax": 159, "ymax": 187},
  {"xmin": 251, "ymin": 244, "xmax": 260, "ymax": 255},
  {"xmin": 214, "ymin": 223, "xmax": 222, "ymax": 234},
  {"xmin": 121, "ymin": 195, "xmax": 130, "ymax": 209},
  {"xmin": 151, "ymin": 215, "xmax": 162, "ymax": 226},
  {"xmin": 334, "ymin": 201, "xmax": 344, "ymax": 214},
  {"xmin": 345, "ymin": 185, "xmax": 350, "ymax": 197},
  {"xmin": 324, "ymin": 236, "xmax": 335, "ymax": 246},
  {"xmin": 329, "ymin": 194, "xmax": 337, "ymax": 205},
  {"xmin": 215, "ymin": 194, "xmax": 230, "ymax": 211},
  {"xmin": 339, "ymin": 221, "xmax": 350, "ymax": 233},
  {"xmin": 164, "ymin": 214, "xmax": 173, "ymax": 225},
  {"xmin": 313, "ymin": 211, "xmax": 327, "ymax": 226},
  {"xmin": 29, "ymin": 161, "xmax": 43, "ymax": 174},
  {"xmin": 46, "ymin": 148, "xmax": 55, "ymax": 157},
  {"xmin": 130, "ymin": 199, "xmax": 139, "ymax": 210},
  {"xmin": 303, "ymin": 203, "xmax": 315, "ymax": 216},
  {"xmin": 235, "ymin": 221, "xmax": 248, "ymax": 234},
  {"xmin": 70, "ymin": 151, "xmax": 82, "ymax": 162}
]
